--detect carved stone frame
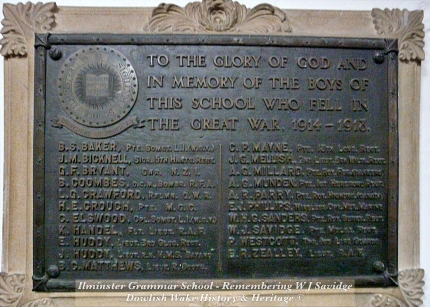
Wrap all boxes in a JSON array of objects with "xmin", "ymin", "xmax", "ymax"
[{"xmin": 0, "ymin": 2, "xmax": 424, "ymax": 307}]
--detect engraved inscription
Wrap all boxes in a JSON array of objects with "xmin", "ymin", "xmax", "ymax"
[{"xmin": 86, "ymin": 74, "xmax": 110, "ymax": 98}]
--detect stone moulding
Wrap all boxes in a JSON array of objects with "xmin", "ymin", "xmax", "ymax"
[
  {"xmin": 370, "ymin": 294, "xmax": 408, "ymax": 307},
  {"xmin": 398, "ymin": 269, "xmax": 425, "ymax": 307},
  {"xmin": 371, "ymin": 8, "xmax": 425, "ymax": 61},
  {"xmin": 0, "ymin": 273, "xmax": 26, "ymax": 307},
  {"xmin": 144, "ymin": 0, "xmax": 291, "ymax": 33},
  {"xmin": 0, "ymin": 1, "xmax": 56, "ymax": 57},
  {"xmin": 0, "ymin": 2, "xmax": 425, "ymax": 62},
  {"xmin": 19, "ymin": 299, "xmax": 56, "ymax": 307},
  {"xmin": 369, "ymin": 269, "xmax": 425, "ymax": 307}
]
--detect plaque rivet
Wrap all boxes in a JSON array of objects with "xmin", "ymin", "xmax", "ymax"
[
  {"xmin": 47, "ymin": 265, "xmax": 60, "ymax": 278},
  {"xmin": 373, "ymin": 261, "xmax": 385, "ymax": 273},
  {"xmin": 373, "ymin": 52, "xmax": 385, "ymax": 64},
  {"xmin": 49, "ymin": 49, "xmax": 62, "ymax": 61}
]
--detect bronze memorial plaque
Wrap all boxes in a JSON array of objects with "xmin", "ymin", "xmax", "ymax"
[{"xmin": 33, "ymin": 34, "xmax": 398, "ymax": 291}]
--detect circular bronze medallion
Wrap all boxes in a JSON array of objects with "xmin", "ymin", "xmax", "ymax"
[{"xmin": 57, "ymin": 46, "xmax": 138, "ymax": 127}]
